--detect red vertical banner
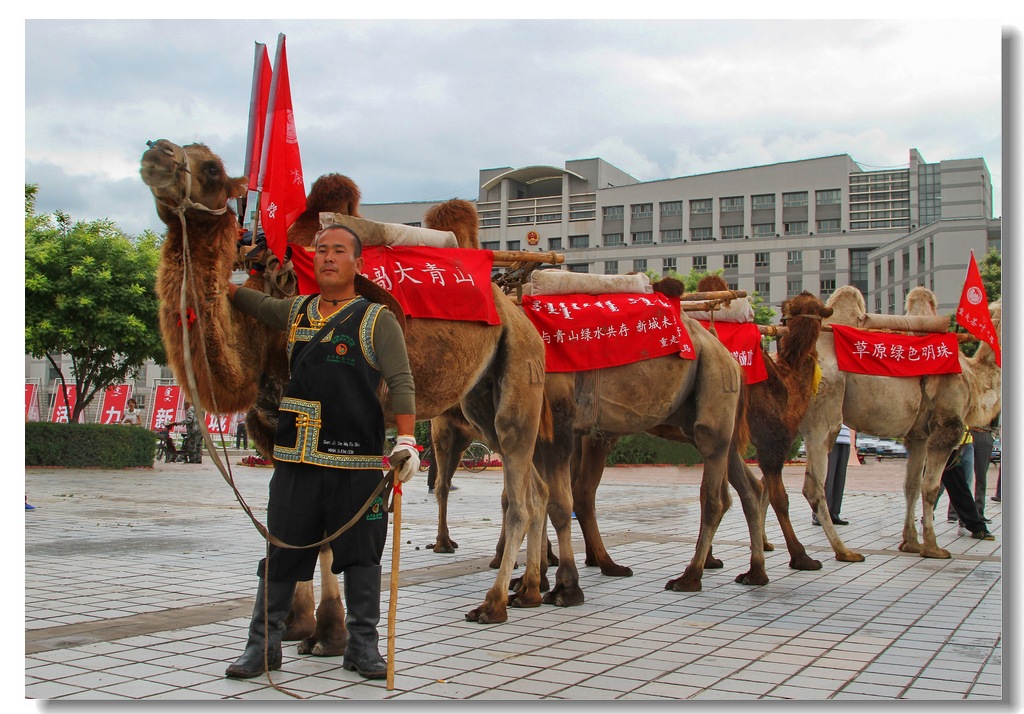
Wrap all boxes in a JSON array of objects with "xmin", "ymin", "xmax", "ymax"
[
  {"xmin": 25, "ymin": 382, "xmax": 40, "ymax": 422},
  {"xmin": 96, "ymin": 384, "xmax": 133, "ymax": 424},
  {"xmin": 49, "ymin": 381, "xmax": 82, "ymax": 423},
  {"xmin": 205, "ymin": 412, "xmax": 229, "ymax": 436},
  {"xmin": 149, "ymin": 385, "xmax": 182, "ymax": 430}
]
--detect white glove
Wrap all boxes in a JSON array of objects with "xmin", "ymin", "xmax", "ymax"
[{"xmin": 389, "ymin": 435, "xmax": 420, "ymax": 483}]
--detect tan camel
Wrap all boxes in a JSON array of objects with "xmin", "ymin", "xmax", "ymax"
[
  {"xmin": 798, "ymin": 285, "xmax": 1001, "ymax": 561},
  {"xmin": 140, "ymin": 140, "xmax": 555, "ymax": 650}
]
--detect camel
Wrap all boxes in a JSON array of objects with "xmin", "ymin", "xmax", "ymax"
[
  {"xmin": 140, "ymin": 140, "xmax": 556, "ymax": 653},
  {"xmin": 798, "ymin": 285, "xmax": 1001, "ymax": 561}
]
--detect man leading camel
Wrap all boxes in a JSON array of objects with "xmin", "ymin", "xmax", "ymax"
[{"xmin": 223, "ymin": 224, "xmax": 418, "ymax": 680}]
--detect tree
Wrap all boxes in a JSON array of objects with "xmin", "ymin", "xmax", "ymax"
[
  {"xmin": 979, "ymin": 247, "xmax": 1001, "ymax": 301},
  {"xmin": 25, "ymin": 184, "xmax": 166, "ymax": 423}
]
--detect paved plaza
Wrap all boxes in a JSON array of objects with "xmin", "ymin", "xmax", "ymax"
[{"xmin": 23, "ymin": 455, "xmax": 1005, "ymax": 703}]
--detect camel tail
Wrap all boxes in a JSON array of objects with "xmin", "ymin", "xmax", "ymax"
[{"xmin": 537, "ymin": 392, "xmax": 555, "ymax": 443}]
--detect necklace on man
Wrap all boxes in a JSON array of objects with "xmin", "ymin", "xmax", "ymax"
[{"xmin": 320, "ymin": 295, "xmax": 357, "ymax": 306}]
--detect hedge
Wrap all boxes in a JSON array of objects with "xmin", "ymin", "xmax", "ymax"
[{"xmin": 26, "ymin": 422, "xmax": 156, "ymax": 468}]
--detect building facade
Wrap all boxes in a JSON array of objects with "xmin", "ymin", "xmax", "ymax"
[{"xmin": 359, "ymin": 148, "xmax": 1000, "ymax": 315}]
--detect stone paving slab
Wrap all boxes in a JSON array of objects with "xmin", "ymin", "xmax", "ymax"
[{"xmin": 21, "ymin": 457, "xmax": 1004, "ymax": 702}]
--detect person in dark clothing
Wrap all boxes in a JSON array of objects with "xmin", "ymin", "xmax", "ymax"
[
  {"xmin": 235, "ymin": 413, "xmax": 248, "ymax": 450},
  {"xmin": 969, "ymin": 421, "xmax": 997, "ymax": 520},
  {"xmin": 941, "ymin": 435, "xmax": 995, "ymax": 541},
  {"xmin": 223, "ymin": 225, "xmax": 418, "ymax": 680}
]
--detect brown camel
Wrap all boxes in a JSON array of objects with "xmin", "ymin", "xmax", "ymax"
[
  {"xmin": 141, "ymin": 141, "xmax": 555, "ymax": 652},
  {"xmin": 798, "ymin": 285, "xmax": 1001, "ymax": 561}
]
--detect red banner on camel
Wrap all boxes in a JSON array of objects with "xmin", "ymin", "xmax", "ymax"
[
  {"xmin": 698, "ymin": 320, "xmax": 768, "ymax": 384},
  {"xmin": 359, "ymin": 246, "xmax": 500, "ymax": 325},
  {"xmin": 832, "ymin": 324, "xmax": 961, "ymax": 377},
  {"xmin": 522, "ymin": 293, "xmax": 695, "ymax": 372}
]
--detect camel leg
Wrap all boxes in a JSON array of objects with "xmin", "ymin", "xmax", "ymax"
[
  {"xmin": 536, "ymin": 426, "xmax": 583, "ymax": 607},
  {"xmin": 667, "ymin": 453, "xmax": 730, "ymax": 592},
  {"xmin": 573, "ymin": 436, "xmax": 633, "ymax": 577},
  {"xmin": 428, "ymin": 411, "xmax": 474, "ymax": 554},
  {"xmin": 898, "ymin": 441, "xmax": 927, "ymax": 553},
  {"xmin": 761, "ymin": 465, "xmax": 821, "ymax": 571},
  {"xmin": 727, "ymin": 454, "xmax": 769, "ymax": 585},
  {"xmin": 297, "ymin": 546, "xmax": 347, "ymax": 656},
  {"xmin": 914, "ymin": 422, "xmax": 962, "ymax": 559},
  {"xmin": 804, "ymin": 443, "xmax": 864, "ymax": 562},
  {"xmin": 283, "ymin": 578, "xmax": 317, "ymax": 641}
]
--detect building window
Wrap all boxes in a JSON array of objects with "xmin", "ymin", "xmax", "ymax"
[
  {"xmin": 603, "ymin": 233, "xmax": 624, "ymax": 247},
  {"xmin": 783, "ymin": 191, "xmax": 808, "ymax": 207},
  {"xmin": 605, "ymin": 260, "xmax": 618, "ymax": 275},
  {"xmin": 724, "ymin": 254, "xmax": 739, "ymax": 269},
  {"xmin": 549, "ymin": 237, "xmax": 562, "ymax": 251},
  {"xmin": 660, "ymin": 201, "xmax": 683, "ymax": 216},
  {"xmin": 787, "ymin": 250, "xmax": 803, "ymax": 265},
  {"xmin": 788, "ymin": 278, "xmax": 803, "ymax": 296},
  {"xmin": 850, "ymin": 248, "xmax": 870, "ymax": 294},
  {"xmin": 508, "ymin": 216, "xmax": 533, "ymax": 225},
  {"xmin": 603, "ymin": 205, "xmax": 624, "ymax": 220},
  {"xmin": 755, "ymin": 281, "xmax": 770, "ymax": 301},
  {"xmin": 917, "ymin": 244, "xmax": 926, "ymax": 269},
  {"xmin": 753, "ymin": 223, "xmax": 775, "ymax": 238},
  {"xmin": 631, "ymin": 203, "xmax": 653, "ymax": 218},
  {"xmin": 691, "ymin": 227, "xmax": 713, "ymax": 241},
  {"xmin": 568, "ymin": 264, "xmax": 589, "ymax": 273},
  {"xmin": 632, "ymin": 231, "xmax": 653, "ymax": 245},
  {"xmin": 784, "ymin": 221, "xmax": 808, "ymax": 236},
  {"xmin": 721, "ymin": 196, "xmax": 744, "ymax": 212},
  {"xmin": 690, "ymin": 198, "xmax": 712, "ymax": 214},
  {"xmin": 817, "ymin": 219, "xmax": 841, "ymax": 234},
  {"xmin": 506, "ymin": 240, "xmax": 521, "ymax": 251},
  {"xmin": 661, "ymin": 229, "xmax": 683, "ymax": 244},
  {"xmin": 481, "ymin": 240, "xmax": 500, "ymax": 250},
  {"xmin": 569, "ymin": 235, "xmax": 590, "ymax": 249},
  {"xmin": 633, "ymin": 258, "xmax": 648, "ymax": 273},
  {"xmin": 816, "ymin": 189, "xmax": 841, "ymax": 206},
  {"xmin": 536, "ymin": 212, "xmax": 561, "ymax": 223},
  {"xmin": 820, "ymin": 248, "xmax": 835, "ymax": 264},
  {"xmin": 663, "ymin": 257, "xmax": 677, "ymax": 274},
  {"xmin": 820, "ymin": 279, "xmax": 836, "ymax": 299},
  {"xmin": 722, "ymin": 225, "xmax": 744, "ymax": 240},
  {"xmin": 902, "ymin": 250, "xmax": 910, "ymax": 274},
  {"xmin": 888, "ymin": 257, "xmax": 895, "ymax": 282},
  {"xmin": 874, "ymin": 263, "xmax": 882, "ymax": 285},
  {"xmin": 752, "ymin": 193, "xmax": 776, "ymax": 210},
  {"xmin": 755, "ymin": 252, "xmax": 770, "ymax": 268},
  {"xmin": 693, "ymin": 255, "xmax": 707, "ymax": 272},
  {"xmin": 727, "ymin": 280, "xmax": 739, "ymax": 291}
]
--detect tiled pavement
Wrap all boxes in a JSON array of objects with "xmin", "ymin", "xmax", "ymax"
[{"xmin": 23, "ymin": 456, "xmax": 1003, "ymax": 702}]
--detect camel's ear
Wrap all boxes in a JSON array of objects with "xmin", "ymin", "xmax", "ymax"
[
  {"xmin": 780, "ymin": 299, "xmax": 791, "ymax": 316},
  {"xmin": 231, "ymin": 176, "xmax": 248, "ymax": 199},
  {"xmin": 822, "ymin": 306, "xmax": 834, "ymax": 318}
]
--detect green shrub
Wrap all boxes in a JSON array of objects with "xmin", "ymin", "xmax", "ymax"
[
  {"xmin": 25, "ymin": 422, "xmax": 156, "ymax": 468},
  {"xmin": 605, "ymin": 432, "xmax": 704, "ymax": 466}
]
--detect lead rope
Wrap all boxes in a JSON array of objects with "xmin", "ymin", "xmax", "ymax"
[{"xmin": 171, "ymin": 204, "xmax": 394, "ymax": 698}]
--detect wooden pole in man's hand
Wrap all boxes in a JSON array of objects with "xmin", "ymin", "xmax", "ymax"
[{"xmin": 386, "ymin": 452, "xmax": 409, "ymax": 691}]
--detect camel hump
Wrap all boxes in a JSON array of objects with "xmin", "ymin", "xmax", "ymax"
[
  {"xmin": 697, "ymin": 274, "xmax": 730, "ymax": 292},
  {"xmin": 318, "ymin": 212, "xmax": 458, "ymax": 248},
  {"xmin": 425, "ymin": 199, "xmax": 480, "ymax": 249},
  {"xmin": 905, "ymin": 285, "xmax": 938, "ymax": 315},
  {"xmin": 651, "ymin": 276, "xmax": 685, "ymax": 297}
]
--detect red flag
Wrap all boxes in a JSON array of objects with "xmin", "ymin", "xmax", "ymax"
[
  {"xmin": 956, "ymin": 251, "xmax": 1001, "ymax": 366},
  {"xmin": 258, "ymin": 34, "xmax": 306, "ymax": 261},
  {"xmin": 244, "ymin": 42, "xmax": 272, "ymax": 191}
]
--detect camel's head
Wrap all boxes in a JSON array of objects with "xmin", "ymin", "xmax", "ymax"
[
  {"xmin": 905, "ymin": 285, "xmax": 938, "ymax": 316},
  {"xmin": 823, "ymin": 285, "xmax": 865, "ymax": 325},
  {"xmin": 140, "ymin": 139, "xmax": 247, "ymax": 221},
  {"xmin": 781, "ymin": 291, "xmax": 833, "ymax": 323}
]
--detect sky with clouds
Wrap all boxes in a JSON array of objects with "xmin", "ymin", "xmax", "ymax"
[{"xmin": 22, "ymin": 17, "xmax": 1013, "ymax": 238}]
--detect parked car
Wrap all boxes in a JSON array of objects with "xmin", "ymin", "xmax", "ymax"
[{"xmin": 991, "ymin": 438, "xmax": 1000, "ymax": 463}]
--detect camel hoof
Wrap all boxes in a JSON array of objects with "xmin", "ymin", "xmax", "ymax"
[
  {"xmin": 789, "ymin": 555, "xmax": 823, "ymax": 571},
  {"xmin": 465, "ymin": 605, "xmax": 508, "ymax": 624},
  {"xmin": 429, "ymin": 541, "xmax": 457, "ymax": 554},
  {"xmin": 920, "ymin": 547, "xmax": 951, "ymax": 559},
  {"xmin": 584, "ymin": 555, "xmax": 597, "ymax": 567},
  {"xmin": 665, "ymin": 577, "xmax": 701, "ymax": 592},
  {"xmin": 508, "ymin": 591, "xmax": 543, "ymax": 609},
  {"xmin": 735, "ymin": 571, "xmax": 770, "ymax": 586},
  {"xmin": 599, "ymin": 564, "xmax": 633, "ymax": 577},
  {"xmin": 296, "ymin": 637, "xmax": 315, "ymax": 655},
  {"xmin": 542, "ymin": 584, "xmax": 585, "ymax": 607},
  {"xmin": 704, "ymin": 557, "xmax": 724, "ymax": 570},
  {"xmin": 764, "ymin": 541, "xmax": 775, "ymax": 552},
  {"xmin": 898, "ymin": 540, "xmax": 922, "ymax": 554},
  {"xmin": 835, "ymin": 552, "xmax": 866, "ymax": 563}
]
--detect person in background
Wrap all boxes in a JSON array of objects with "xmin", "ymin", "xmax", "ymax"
[
  {"xmin": 814, "ymin": 423, "xmax": 851, "ymax": 526},
  {"xmin": 969, "ymin": 418, "xmax": 998, "ymax": 522},
  {"xmin": 121, "ymin": 398, "xmax": 141, "ymax": 426},
  {"xmin": 941, "ymin": 427, "xmax": 995, "ymax": 540},
  {"xmin": 235, "ymin": 412, "xmax": 248, "ymax": 450}
]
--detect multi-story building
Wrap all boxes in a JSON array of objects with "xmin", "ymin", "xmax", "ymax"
[{"xmin": 360, "ymin": 148, "xmax": 1000, "ymax": 315}]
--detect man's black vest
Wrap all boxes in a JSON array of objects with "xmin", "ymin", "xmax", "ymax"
[{"xmin": 273, "ymin": 295, "xmax": 386, "ymax": 469}]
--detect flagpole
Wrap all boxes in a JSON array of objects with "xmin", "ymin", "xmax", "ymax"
[
  {"xmin": 240, "ymin": 42, "xmax": 269, "ymax": 230},
  {"xmin": 257, "ymin": 33, "xmax": 286, "ymax": 198}
]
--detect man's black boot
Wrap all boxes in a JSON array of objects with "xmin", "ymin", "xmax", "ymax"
[
  {"xmin": 342, "ymin": 565, "xmax": 388, "ymax": 679},
  {"xmin": 225, "ymin": 579, "xmax": 296, "ymax": 678}
]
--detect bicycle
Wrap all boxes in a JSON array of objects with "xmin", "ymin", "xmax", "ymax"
[{"xmin": 418, "ymin": 441, "xmax": 494, "ymax": 472}]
